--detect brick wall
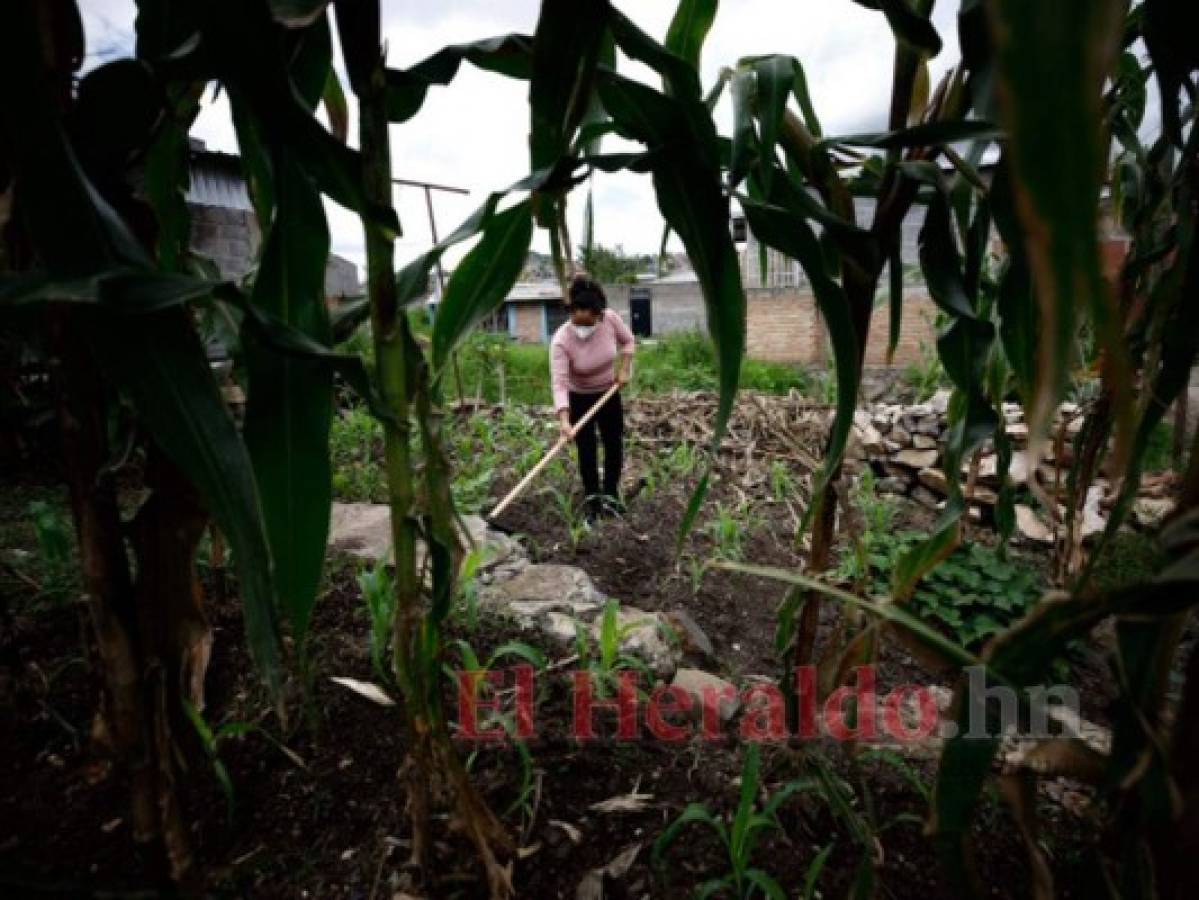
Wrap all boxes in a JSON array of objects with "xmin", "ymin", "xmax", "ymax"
[
  {"xmin": 862, "ymin": 293, "xmax": 939, "ymax": 367},
  {"xmin": 519, "ymin": 279, "xmax": 939, "ymax": 368},
  {"xmin": 744, "ymin": 289, "xmax": 823, "ymax": 363}
]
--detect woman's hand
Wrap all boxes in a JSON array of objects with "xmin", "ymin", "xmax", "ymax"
[
  {"xmin": 616, "ymin": 370, "xmax": 630, "ymax": 388},
  {"xmin": 558, "ymin": 409, "xmax": 574, "ymax": 442}
]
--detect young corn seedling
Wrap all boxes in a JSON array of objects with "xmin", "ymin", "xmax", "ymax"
[
  {"xmin": 182, "ymin": 702, "xmax": 305, "ymax": 824},
  {"xmin": 447, "ymin": 639, "xmax": 547, "ymax": 825},
  {"xmin": 653, "ymin": 743, "xmax": 820, "ymax": 899},
  {"xmin": 27, "ymin": 500, "xmax": 74, "ymax": 603},
  {"xmin": 547, "ymin": 485, "xmax": 589, "ymax": 551},
  {"xmin": 356, "ymin": 557, "xmax": 395, "ymax": 685},
  {"xmin": 708, "ymin": 503, "xmax": 746, "ymax": 561},
  {"xmin": 768, "ymin": 460, "xmax": 795, "ymax": 504},
  {"xmin": 453, "ymin": 546, "xmax": 489, "ymax": 633},
  {"xmin": 575, "ymin": 599, "xmax": 654, "ymax": 698}
]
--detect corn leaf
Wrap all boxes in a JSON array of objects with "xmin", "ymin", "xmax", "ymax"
[
  {"xmin": 850, "ymin": 0, "xmax": 943, "ymax": 55},
  {"xmin": 597, "ymin": 72, "xmax": 744, "ymax": 449},
  {"xmin": 385, "ymin": 34, "xmax": 534, "ymax": 124},
  {"xmin": 90, "ymin": 307, "xmax": 281, "ymax": 692},
  {"xmin": 988, "ymin": 0, "xmax": 1132, "ymax": 449},
  {"xmin": 664, "ymin": 0, "xmax": 718, "ymax": 88},
  {"xmin": 242, "ymin": 156, "xmax": 333, "ymax": 647},
  {"xmin": 431, "ymin": 200, "xmax": 534, "ymax": 374}
]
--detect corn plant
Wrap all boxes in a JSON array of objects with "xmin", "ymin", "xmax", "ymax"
[
  {"xmin": 768, "ymin": 460, "xmax": 795, "ymax": 504},
  {"xmin": 356, "ymin": 558, "xmax": 395, "ymax": 685},
  {"xmin": 27, "ymin": 499, "xmax": 74, "ymax": 602},
  {"xmin": 653, "ymin": 743, "xmax": 819, "ymax": 899},
  {"xmin": 575, "ymin": 599, "xmax": 654, "ymax": 698}
]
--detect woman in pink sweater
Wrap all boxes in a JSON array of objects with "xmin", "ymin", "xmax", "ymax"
[{"xmin": 550, "ymin": 275, "xmax": 635, "ymax": 518}]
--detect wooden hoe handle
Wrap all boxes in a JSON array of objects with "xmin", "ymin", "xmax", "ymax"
[{"xmin": 487, "ymin": 381, "xmax": 622, "ymax": 521}]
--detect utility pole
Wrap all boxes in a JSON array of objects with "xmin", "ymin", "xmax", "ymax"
[{"xmin": 392, "ymin": 176, "xmax": 470, "ymax": 403}]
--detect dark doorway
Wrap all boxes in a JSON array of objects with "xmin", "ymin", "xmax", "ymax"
[
  {"xmin": 629, "ymin": 287, "xmax": 653, "ymax": 337},
  {"xmin": 544, "ymin": 301, "xmax": 570, "ymax": 338}
]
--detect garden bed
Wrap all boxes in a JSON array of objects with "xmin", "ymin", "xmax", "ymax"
[{"xmin": 3, "ymin": 391, "xmax": 1169, "ymax": 898}]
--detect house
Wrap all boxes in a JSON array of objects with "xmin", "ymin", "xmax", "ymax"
[
  {"xmin": 500, "ymin": 272, "xmax": 707, "ymax": 344},
  {"xmin": 186, "ymin": 141, "xmax": 361, "ymax": 298}
]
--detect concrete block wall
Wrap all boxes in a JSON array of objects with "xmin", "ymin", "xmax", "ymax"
[
  {"xmin": 603, "ymin": 282, "xmax": 708, "ymax": 334},
  {"xmin": 190, "ymin": 205, "xmax": 260, "ymax": 281}
]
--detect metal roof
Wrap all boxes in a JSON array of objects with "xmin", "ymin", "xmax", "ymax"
[
  {"xmin": 185, "ymin": 149, "xmax": 253, "ymax": 211},
  {"xmin": 506, "ymin": 281, "xmax": 563, "ymax": 303}
]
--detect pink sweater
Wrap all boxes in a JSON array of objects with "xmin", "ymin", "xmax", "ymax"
[{"xmin": 549, "ymin": 310, "xmax": 635, "ymax": 412}]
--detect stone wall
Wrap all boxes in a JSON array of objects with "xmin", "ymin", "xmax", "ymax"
[{"xmin": 847, "ymin": 391, "xmax": 1177, "ymax": 543}]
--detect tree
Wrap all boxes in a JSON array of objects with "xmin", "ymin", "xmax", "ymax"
[{"xmin": 578, "ymin": 242, "xmax": 642, "ymax": 284}]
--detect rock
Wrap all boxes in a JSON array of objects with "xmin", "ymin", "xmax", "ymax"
[
  {"xmin": 912, "ymin": 416, "xmax": 941, "ymax": 437},
  {"xmin": 862, "ymin": 379, "xmax": 890, "ymax": 402},
  {"xmin": 1081, "ymin": 486, "xmax": 1107, "ymax": 540},
  {"xmin": 664, "ymin": 609, "xmax": 716, "ymax": 662},
  {"xmin": 459, "ymin": 514, "xmax": 523, "ymax": 566},
  {"xmin": 912, "ymin": 433, "xmax": 938, "ymax": 450},
  {"xmin": 929, "ymin": 389, "xmax": 952, "ymax": 415},
  {"xmin": 911, "ymin": 486, "xmax": 940, "ymax": 509},
  {"xmin": 329, "ymin": 502, "xmax": 394, "ymax": 562},
  {"xmin": 876, "ymin": 476, "xmax": 908, "ymax": 495},
  {"xmin": 970, "ymin": 454, "xmax": 996, "ymax": 483},
  {"xmin": 1133, "ymin": 497, "xmax": 1174, "ymax": 530},
  {"xmin": 480, "ymin": 564, "xmax": 606, "ymax": 623},
  {"xmin": 328, "ymin": 505, "xmax": 523, "ymax": 570},
  {"xmin": 670, "ymin": 669, "xmax": 740, "ymax": 724},
  {"xmin": 891, "ymin": 425, "xmax": 911, "ymax": 444},
  {"xmin": 967, "ymin": 484, "xmax": 999, "ymax": 506},
  {"xmin": 853, "ymin": 422, "xmax": 886, "ymax": 455},
  {"xmin": 590, "ymin": 606, "xmax": 678, "ymax": 678},
  {"xmin": 1002, "ymin": 705, "xmax": 1112, "ymax": 773},
  {"xmin": 543, "ymin": 612, "xmax": 579, "ymax": 645},
  {"xmin": 1009, "ymin": 452, "xmax": 1031, "ymax": 486},
  {"xmin": 894, "ymin": 448, "xmax": 939, "ymax": 470},
  {"xmin": 1015, "ymin": 505, "xmax": 1053, "ymax": 544},
  {"xmin": 918, "ymin": 468, "xmax": 948, "ymax": 494},
  {"xmin": 1006, "ymin": 421, "xmax": 1029, "ymax": 440},
  {"xmin": 883, "ymin": 439, "xmax": 905, "ymax": 454}
]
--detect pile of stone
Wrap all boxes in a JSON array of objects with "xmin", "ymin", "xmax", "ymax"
[
  {"xmin": 327, "ymin": 503, "xmax": 731, "ymax": 705},
  {"xmin": 847, "ymin": 390, "xmax": 1177, "ymax": 544}
]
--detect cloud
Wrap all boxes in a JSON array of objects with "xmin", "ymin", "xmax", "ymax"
[{"xmin": 76, "ymin": 1, "xmax": 967, "ymax": 275}]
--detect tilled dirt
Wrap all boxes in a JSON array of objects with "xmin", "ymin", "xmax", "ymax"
[{"xmin": 0, "ymin": 422, "xmax": 1116, "ymax": 898}]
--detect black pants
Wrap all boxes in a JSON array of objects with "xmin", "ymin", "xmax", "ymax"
[{"xmin": 568, "ymin": 389, "xmax": 624, "ymax": 500}]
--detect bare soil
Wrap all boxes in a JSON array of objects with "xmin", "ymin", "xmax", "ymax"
[{"xmin": 0, "ymin": 421, "xmax": 1121, "ymax": 898}]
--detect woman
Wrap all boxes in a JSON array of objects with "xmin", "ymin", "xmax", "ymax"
[{"xmin": 550, "ymin": 275, "xmax": 634, "ymax": 519}]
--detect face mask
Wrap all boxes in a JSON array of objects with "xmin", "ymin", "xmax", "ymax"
[{"xmin": 572, "ymin": 324, "xmax": 597, "ymax": 340}]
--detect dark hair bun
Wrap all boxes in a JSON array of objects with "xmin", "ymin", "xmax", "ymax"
[{"xmin": 568, "ymin": 274, "xmax": 607, "ymax": 311}]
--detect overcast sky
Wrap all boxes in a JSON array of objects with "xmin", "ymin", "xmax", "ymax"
[{"xmin": 79, "ymin": 0, "xmax": 963, "ymax": 274}]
